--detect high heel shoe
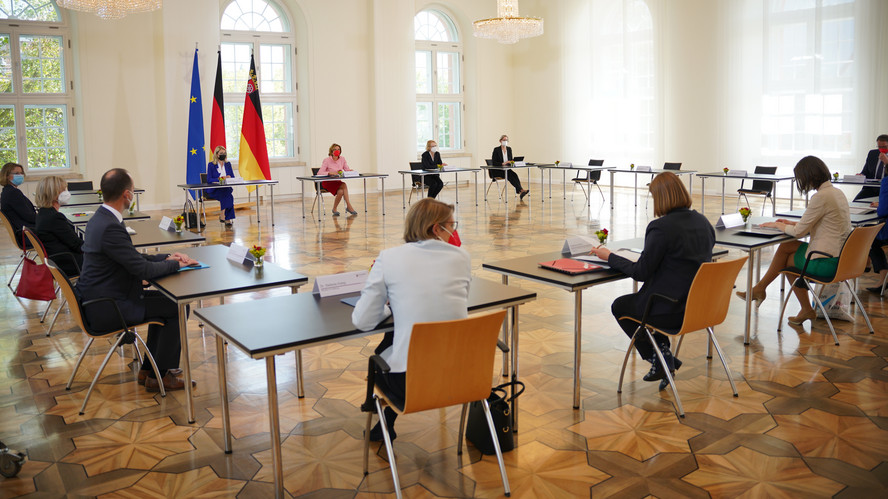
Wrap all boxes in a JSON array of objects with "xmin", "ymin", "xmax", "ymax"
[
  {"xmin": 787, "ymin": 309, "xmax": 816, "ymax": 325},
  {"xmin": 736, "ymin": 288, "xmax": 766, "ymax": 307}
]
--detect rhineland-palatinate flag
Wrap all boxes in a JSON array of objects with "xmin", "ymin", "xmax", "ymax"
[
  {"xmin": 209, "ymin": 50, "xmax": 225, "ymax": 154},
  {"xmin": 237, "ymin": 55, "xmax": 270, "ymax": 189},
  {"xmin": 186, "ymin": 48, "xmax": 205, "ymax": 194}
]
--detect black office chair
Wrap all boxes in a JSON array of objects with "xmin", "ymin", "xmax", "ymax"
[
  {"xmin": 310, "ymin": 167, "xmax": 331, "ymax": 214},
  {"xmin": 408, "ymin": 162, "xmax": 427, "ymax": 204},
  {"xmin": 485, "ymin": 159, "xmax": 507, "ymax": 201},
  {"xmin": 663, "ymin": 162, "xmax": 682, "ymax": 171},
  {"xmin": 196, "ymin": 172, "xmax": 219, "ymax": 224},
  {"xmin": 67, "ymin": 181, "xmax": 93, "ymax": 192},
  {"xmin": 572, "ymin": 159, "xmax": 605, "ymax": 201},
  {"xmin": 737, "ymin": 166, "xmax": 778, "ymax": 216}
]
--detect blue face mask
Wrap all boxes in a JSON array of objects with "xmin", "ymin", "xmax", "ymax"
[{"xmin": 11, "ymin": 174, "xmax": 24, "ymax": 186}]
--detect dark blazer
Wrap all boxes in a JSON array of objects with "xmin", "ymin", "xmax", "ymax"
[
  {"xmin": 75, "ymin": 206, "xmax": 179, "ymax": 331},
  {"xmin": 854, "ymin": 149, "xmax": 885, "ymax": 200},
  {"xmin": 36, "ymin": 207, "xmax": 83, "ymax": 275},
  {"xmin": 421, "ymin": 150, "xmax": 443, "ymax": 170},
  {"xmin": 1, "ymin": 184, "xmax": 36, "ymax": 240},
  {"xmin": 491, "ymin": 145, "xmax": 513, "ymax": 166},
  {"xmin": 206, "ymin": 161, "xmax": 235, "ymax": 183},
  {"xmin": 607, "ymin": 208, "xmax": 715, "ymax": 317}
]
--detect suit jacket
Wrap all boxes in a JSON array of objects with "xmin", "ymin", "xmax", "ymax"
[
  {"xmin": 206, "ymin": 161, "xmax": 235, "ymax": 183},
  {"xmin": 607, "ymin": 208, "xmax": 715, "ymax": 317},
  {"xmin": 855, "ymin": 149, "xmax": 885, "ymax": 200},
  {"xmin": 491, "ymin": 145, "xmax": 513, "ymax": 166},
  {"xmin": 36, "ymin": 207, "xmax": 83, "ymax": 274},
  {"xmin": 421, "ymin": 150, "xmax": 443, "ymax": 170},
  {"xmin": 1, "ymin": 184, "xmax": 36, "ymax": 240},
  {"xmin": 75, "ymin": 206, "xmax": 178, "ymax": 331}
]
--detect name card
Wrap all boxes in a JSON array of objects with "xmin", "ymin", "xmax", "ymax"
[
  {"xmin": 226, "ymin": 243, "xmax": 254, "ymax": 266},
  {"xmin": 226, "ymin": 177, "xmax": 246, "ymax": 184},
  {"xmin": 159, "ymin": 216, "xmax": 176, "ymax": 231},
  {"xmin": 842, "ymin": 174, "xmax": 865, "ymax": 183},
  {"xmin": 715, "ymin": 213, "xmax": 745, "ymax": 229},
  {"xmin": 343, "ymin": 170, "xmax": 359, "ymax": 177},
  {"xmin": 312, "ymin": 270, "xmax": 369, "ymax": 297},
  {"xmin": 561, "ymin": 235, "xmax": 599, "ymax": 255},
  {"xmin": 442, "ymin": 165, "xmax": 459, "ymax": 171},
  {"xmin": 558, "ymin": 162, "xmax": 572, "ymax": 168},
  {"xmin": 635, "ymin": 165, "xmax": 652, "ymax": 172},
  {"xmin": 514, "ymin": 161, "xmax": 527, "ymax": 166},
  {"xmin": 727, "ymin": 170, "xmax": 748, "ymax": 177}
]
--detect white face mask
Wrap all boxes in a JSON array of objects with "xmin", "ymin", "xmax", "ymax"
[
  {"xmin": 57, "ymin": 190, "xmax": 71, "ymax": 205},
  {"xmin": 501, "ymin": 140, "xmax": 509, "ymax": 147},
  {"xmin": 431, "ymin": 146, "xmax": 438, "ymax": 154}
]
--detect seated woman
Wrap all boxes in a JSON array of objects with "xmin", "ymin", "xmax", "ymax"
[
  {"xmin": 318, "ymin": 143, "xmax": 358, "ymax": 216},
  {"xmin": 491, "ymin": 134, "xmax": 529, "ymax": 200},
  {"xmin": 866, "ymin": 176, "xmax": 888, "ymax": 295},
  {"xmin": 0, "ymin": 162, "xmax": 36, "ymax": 242},
  {"xmin": 35, "ymin": 176, "xmax": 83, "ymax": 276},
  {"xmin": 420, "ymin": 140, "xmax": 445, "ymax": 199},
  {"xmin": 352, "ymin": 198, "xmax": 469, "ymax": 440},
  {"xmin": 206, "ymin": 146, "xmax": 236, "ymax": 226},
  {"xmin": 737, "ymin": 156, "xmax": 852, "ymax": 324},
  {"xmin": 589, "ymin": 172, "xmax": 714, "ymax": 382}
]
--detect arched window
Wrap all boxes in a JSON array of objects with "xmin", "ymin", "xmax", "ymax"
[
  {"xmin": 221, "ymin": 0, "xmax": 297, "ymax": 160},
  {"xmin": 0, "ymin": 3, "xmax": 75, "ymax": 170},
  {"xmin": 415, "ymin": 9, "xmax": 462, "ymax": 152}
]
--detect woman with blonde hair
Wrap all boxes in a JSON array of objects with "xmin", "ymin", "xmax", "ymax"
[
  {"xmin": 317, "ymin": 143, "xmax": 358, "ymax": 216},
  {"xmin": 353, "ymin": 197, "xmax": 468, "ymax": 440},
  {"xmin": 420, "ymin": 139, "xmax": 445, "ymax": 198},
  {"xmin": 206, "ymin": 145, "xmax": 236, "ymax": 226},
  {"xmin": 589, "ymin": 172, "xmax": 714, "ymax": 383},
  {"xmin": 35, "ymin": 175, "xmax": 83, "ymax": 275}
]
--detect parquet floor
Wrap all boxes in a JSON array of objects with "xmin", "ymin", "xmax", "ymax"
[{"xmin": 1, "ymin": 182, "xmax": 887, "ymax": 498}]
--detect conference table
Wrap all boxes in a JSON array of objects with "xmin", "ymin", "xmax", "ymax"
[
  {"xmin": 480, "ymin": 164, "xmax": 536, "ymax": 205},
  {"xmin": 148, "ymin": 244, "xmax": 309, "ymax": 424},
  {"xmin": 696, "ymin": 171, "xmax": 796, "ymax": 215},
  {"xmin": 193, "ymin": 278, "xmax": 536, "ymax": 499},
  {"xmin": 397, "ymin": 167, "xmax": 480, "ymax": 207},
  {"xmin": 68, "ymin": 188, "xmax": 145, "ymax": 210},
  {"xmin": 61, "ymin": 206, "xmax": 150, "ymax": 226},
  {"xmin": 124, "ymin": 219, "xmax": 206, "ymax": 249},
  {"xmin": 177, "ymin": 179, "xmax": 278, "ymax": 230},
  {"xmin": 774, "ymin": 209, "xmax": 884, "ymax": 226},
  {"xmin": 608, "ymin": 168, "xmax": 697, "ymax": 208},
  {"xmin": 297, "ymin": 173, "xmax": 388, "ymax": 221},
  {"xmin": 535, "ymin": 163, "xmax": 614, "ymax": 207}
]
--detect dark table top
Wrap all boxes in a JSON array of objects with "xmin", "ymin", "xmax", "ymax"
[
  {"xmin": 297, "ymin": 173, "xmax": 388, "ymax": 181},
  {"xmin": 713, "ymin": 216, "xmax": 795, "ymax": 250},
  {"xmin": 148, "ymin": 245, "xmax": 308, "ymax": 302},
  {"xmin": 66, "ymin": 192, "xmax": 104, "ymax": 207},
  {"xmin": 194, "ymin": 277, "xmax": 537, "ymax": 358},
  {"xmin": 61, "ymin": 207, "xmax": 150, "ymax": 225},
  {"xmin": 177, "ymin": 180, "xmax": 279, "ymax": 189},
  {"xmin": 398, "ymin": 168, "xmax": 480, "ymax": 174},
  {"xmin": 607, "ymin": 168, "xmax": 697, "ymax": 174},
  {"xmin": 124, "ymin": 220, "xmax": 205, "ymax": 248},
  {"xmin": 696, "ymin": 171, "xmax": 795, "ymax": 180},
  {"xmin": 774, "ymin": 209, "xmax": 883, "ymax": 225}
]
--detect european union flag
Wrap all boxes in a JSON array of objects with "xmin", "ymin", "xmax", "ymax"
[{"xmin": 186, "ymin": 48, "xmax": 205, "ymax": 199}]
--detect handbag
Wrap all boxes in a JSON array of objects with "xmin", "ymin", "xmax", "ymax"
[
  {"xmin": 181, "ymin": 198, "xmax": 201, "ymax": 229},
  {"xmin": 14, "ymin": 235, "xmax": 56, "ymax": 302},
  {"xmin": 465, "ymin": 380, "xmax": 524, "ymax": 455}
]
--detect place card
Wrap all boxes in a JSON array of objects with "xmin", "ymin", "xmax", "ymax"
[
  {"xmin": 312, "ymin": 270, "xmax": 369, "ymax": 297},
  {"xmin": 715, "ymin": 213, "xmax": 745, "ymax": 229},
  {"xmin": 442, "ymin": 165, "xmax": 459, "ymax": 171},
  {"xmin": 559, "ymin": 162, "xmax": 572, "ymax": 168},
  {"xmin": 226, "ymin": 243, "xmax": 254, "ymax": 266},
  {"xmin": 561, "ymin": 235, "xmax": 600, "ymax": 255},
  {"xmin": 727, "ymin": 170, "xmax": 748, "ymax": 177},
  {"xmin": 343, "ymin": 170, "xmax": 359, "ymax": 177},
  {"xmin": 159, "ymin": 216, "xmax": 176, "ymax": 231},
  {"xmin": 842, "ymin": 174, "xmax": 865, "ymax": 183},
  {"xmin": 635, "ymin": 165, "xmax": 652, "ymax": 172},
  {"xmin": 514, "ymin": 161, "xmax": 527, "ymax": 166}
]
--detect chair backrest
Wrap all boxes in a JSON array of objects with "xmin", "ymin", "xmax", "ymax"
[
  {"xmin": 750, "ymin": 165, "xmax": 778, "ymax": 193},
  {"xmin": 0, "ymin": 210, "xmax": 25, "ymax": 250},
  {"xmin": 486, "ymin": 159, "xmax": 504, "ymax": 180},
  {"xmin": 311, "ymin": 168, "xmax": 327, "ymax": 194},
  {"xmin": 22, "ymin": 226, "xmax": 48, "ymax": 261},
  {"xmin": 199, "ymin": 173, "xmax": 208, "ymax": 184},
  {"xmin": 663, "ymin": 162, "xmax": 682, "ymax": 170},
  {"xmin": 45, "ymin": 258, "xmax": 88, "ymax": 333},
  {"xmin": 409, "ymin": 161, "xmax": 424, "ymax": 186},
  {"xmin": 67, "ymin": 181, "xmax": 93, "ymax": 191},
  {"xmin": 833, "ymin": 223, "xmax": 885, "ymax": 282},
  {"xmin": 677, "ymin": 256, "xmax": 749, "ymax": 335},
  {"xmin": 588, "ymin": 159, "xmax": 604, "ymax": 167},
  {"xmin": 403, "ymin": 310, "xmax": 507, "ymax": 414}
]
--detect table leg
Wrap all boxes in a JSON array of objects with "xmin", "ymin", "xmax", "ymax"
[
  {"xmin": 179, "ymin": 302, "xmax": 195, "ymax": 424},
  {"xmin": 744, "ymin": 250, "xmax": 755, "ymax": 345},
  {"xmin": 610, "ymin": 171, "xmax": 615, "ymax": 209},
  {"xmin": 510, "ymin": 304, "xmax": 520, "ymax": 431},
  {"xmin": 301, "ymin": 179, "xmax": 306, "ymax": 219},
  {"xmin": 721, "ymin": 177, "xmax": 726, "ymax": 214},
  {"xmin": 500, "ymin": 275, "xmax": 509, "ymax": 378},
  {"xmin": 421, "ymin": 176, "xmax": 426, "ymax": 200},
  {"xmin": 270, "ymin": 185, "xmax": 275, "ymax": 226},
  {"xmin": 363, "ymin": 179, "xmax": 368, "ymax": 213},
  {"xmin": 573, "ymin": 291, "xmax": 582, "ymax": 409},
  {"xmin": 265, "ymin": 356, "xmax": 284, "ymax": 499},
  {"xmin": 256, "ymin": 185, "xmax": 261, "ymax": 223},
  {"xmin": 454, "ymin": 172, "xmax": 459, "ymax": 205},
  {"xmin": 295, "ymin": 350, "xmax": 305, "ymax": 398},
  {"xmin": 634, "ymin": 174, "xmax": 638, "ymax": 207},
  {"xmin": 474, "ymin": 172, "xmax": 478, "ymax": 206},
  {"xmin": 215, "ymin": 334, "xmax": 232, "ymax": 453},
  {"xmin": 701, "ymin": 177, "xmax": 707, "ymax": 214},
  {"xmin": 688, "ymin": 173, "xmax": 694, "ymax": 198},
  {"xmin": 136, "ymin": 192, "xmax": 141, "ymax": 211},
  {"xmin": 401, "ymin": 174, "xmax": 406, "ymax": 209},
  {"xmin": 790, "ymin": 179, "xmax": 795, "ymax": 210},
  {"xmin": 381, "ymin": 178, "xmax": 385, "ymax": 215},
  {"xmin": 561, "ymin": 169, "xmax": 565, "ymax": 200}
]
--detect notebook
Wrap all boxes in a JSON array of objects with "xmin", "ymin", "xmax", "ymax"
[
  {"xmin": 735, "ymin": 225, "xmax": 784, "ymax": 238},
  {"xmin": 539, "ymin": 258, "xmax": 604, "ymax": 275}
]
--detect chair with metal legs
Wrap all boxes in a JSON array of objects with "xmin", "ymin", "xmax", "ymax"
[
  {"xmin": 361, "ymin": 310, "xmax": 511, "ymax": 499},
  {"xmin": 572, "ymin": 159, "xmax": 605, "ymax": 201},
  {"xmin": 617, "ymin": 256, "xmax": 748, "ymax": 418},
  {"xmin": 1, "ymin": 211, "xmax": 30, "ymax": 290},
  {"xmin": 484, "ymin": 159, "xmax": 508, "ymax": 202},
  {"xmin": 309, "ymin": 167, "xmax": 331, "ymax": 214},
  {"xmin": 736, "ymin": 166, "xmax": 778, "ymax": 216},
  {"xmin": 22, "ymin": 227, "xmax": 79, "ymax": 336}
]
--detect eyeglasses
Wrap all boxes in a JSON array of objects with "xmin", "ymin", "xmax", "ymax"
[{"xmin": 447, "ymin": 220, "xmax": 459, "ymax": 230}]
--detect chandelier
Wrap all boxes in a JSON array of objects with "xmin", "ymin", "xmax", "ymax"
[
  {"xmin": 473, "ymin": 0, "xmax": 543, "ymax": 44},
  {"xmin": 56, "ymin": 0, "xmax": 163, "ymax": 20}
]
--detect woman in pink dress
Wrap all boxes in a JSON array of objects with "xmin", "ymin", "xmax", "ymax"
[{"xmin": 317, "ymin": 143, "xmax": 358, "ymax": 216}]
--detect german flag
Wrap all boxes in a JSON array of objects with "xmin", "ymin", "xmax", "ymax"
[
  {"xmin": 237, "ymin": 55, "xmax": 270, "ymax": 188},
  {"xmin": 209, "ymin": 50, "xmax": 225, "ymax": 153}
]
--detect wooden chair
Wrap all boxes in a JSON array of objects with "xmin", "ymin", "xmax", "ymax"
[
  {"xmin": 0, "ymin": 210, "xmax": 30, "ymax": 290},
  {"xmin": 485, "ymin": 159, "xmax": 508, "ymax": 202},
  {"xmin": 22, "ymin": 227, "xmax": 79, "ymax": 336},
  {"xmin": 777, "ymin": 223, "xmax": 884, "ymax": 344},
  {"xmin": 361, "ymin": 310, "xmax": 511, "ymax": 499},
  {"xmin": 572, "ymin": 159, "xmax": 605, "ymax": 201},
  {"xmin": 617, "ymin": 256, "xmax": 748, "ymax": 418},
  {"xmin": 876, "ymin": 240, "xmax": 888, "ymax": 296},
  {"xmin": 45, "ymin": 258, "xmax": 166, "ymax": 415},
  {"xmin": 66, "ymin": 181, "xmax": 93, "ymax": 191},
  {"xmin": 736, "ymin": 166, "xmax": 778, "ymax": 216},
  {"xmin": 309, "ymin": 167, "xmax": 331, "ymax": 214}
]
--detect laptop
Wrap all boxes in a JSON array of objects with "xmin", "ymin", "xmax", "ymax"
[{"xmin": 539, "ymin": 258, "xmax": 604, "ymax": 275}]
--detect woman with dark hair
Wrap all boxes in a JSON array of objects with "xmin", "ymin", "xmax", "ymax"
[
  {"xmin": 589, "ymin": 172, "xmax": 714, "ymax": 382},
  {"xmin": 737, "ymin": 155, "xmax": 852, "ymax": 324},
  {"xmin": 0, "ymin": 162, "xmax": 36, "ymax": 241}
]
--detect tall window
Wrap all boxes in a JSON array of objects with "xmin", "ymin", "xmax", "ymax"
[
  {"xmin": 0, "ymin": 2, "xmax": 74, "ymax": 170},
  {"xmin": 415, "ymin": 9, "xmax": 462, "ymax": 152},
  {"xmin": 589, "ymin": 0, "xmax": 655, "ymax": 165},
  {"xmin": 762, "ymin": 0, "xmax": 855, "ymax": 162},
  {"xmin": 221, "ymin": 0, "xmax": 297, "ymax": 160}
]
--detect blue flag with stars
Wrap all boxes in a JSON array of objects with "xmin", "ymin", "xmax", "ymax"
[{"xmin": 186, "ymin": 48, "xmax": 205, "ymax": 198}]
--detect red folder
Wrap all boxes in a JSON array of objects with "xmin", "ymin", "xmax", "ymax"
[{"xmin": 539, "ymin": 258, "xmax": 603, "ymax": 275}]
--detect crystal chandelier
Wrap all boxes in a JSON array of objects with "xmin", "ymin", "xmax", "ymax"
[
  {"xmin": 56, "ymin": 0, "xmax": 163, "ymax": 20},
  {"xmin": 473, "ymin": 0, "xmax": 543, "ymax": 44}
]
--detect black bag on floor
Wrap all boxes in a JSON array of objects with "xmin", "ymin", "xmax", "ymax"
[
  {"xmin": 181, "ymin": 198, "xmax": 202, "ymax": 228},
  {"xmin": 465, "ymin": 380, "xmax": 524, "ymax": 455}
]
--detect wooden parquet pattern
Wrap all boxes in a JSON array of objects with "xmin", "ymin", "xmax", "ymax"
[{"xmin": 2, "ymin": 184, "xmax": 887, "ymax": 498}]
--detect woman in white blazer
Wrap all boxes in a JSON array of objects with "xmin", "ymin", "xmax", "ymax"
[{"xmin": 352, "ymin": 197, "xmax": 470, "ymax": 440}]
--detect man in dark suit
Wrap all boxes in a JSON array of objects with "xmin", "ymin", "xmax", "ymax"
[
  {"xmin": 853, "ymin": 134, "xmax": 888, "ymax": 201},
  {"xmin": 76, "ymin": 168, "xmax": 197, "ymax": 392},
  {"xmin": 490, "ymin": 134, "xmax": 530, "ymax": 200}
]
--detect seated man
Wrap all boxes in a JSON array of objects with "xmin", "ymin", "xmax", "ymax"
[
  {"xmin": 853, "ymin": 134, "xmax": 888, "ymax": 201},
  {"xmin": 75, "ymin": 168, "xmax": 197, "ymax": 392}
]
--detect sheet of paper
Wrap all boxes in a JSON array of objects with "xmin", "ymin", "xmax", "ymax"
[
  {"xmin": 343, "ymin": 170, "xmax": 359, "ymax": 177},
  {"xmin": 613, "ymin": 248, "xmax": 642, "ymax": 262},
  {"xmin": 573, "ymin": 254, "xmax": 609, "ymax": 267},
  {"xmin": 842, "ymin": 174, "xmax": 865, "ymax": 183},
  {"xmin": 312, "ymin": 270, "xmax": 369, "ymax": 297},
  {"xmin": 715, "ymin": 213, "xmax": 744, "ymax": 229},
  {"xmin": 561, "ymin": 235, "xmax": 599, "ymax": 255}
]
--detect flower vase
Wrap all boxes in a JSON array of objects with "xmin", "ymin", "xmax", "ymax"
[
  {"xmin": 743, "ymin": 217, "xmax": 751, "ymax": 229},
  {"xmin": 175, "ymin": 225, "xmax": 183, "ymax": 233},
  {"xmin": 254, "ymin": 256, "xmax": 264, "ymax": 269}
]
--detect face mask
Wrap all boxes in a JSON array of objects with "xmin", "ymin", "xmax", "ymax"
[
  {"xmin": 58, "ymin": 190, "xmax": 71, "ymax": 205},
  {"xmin": 11, "ymin": 173, "xmax": 24, "ymax": 186},
  {"xmin": 431, "ymin": 146, "xmax": 438, "ymax": 154},
  {"xmin": 879, "ymin": 148, "xmax": 888, "ymax": 154},
  {"xmin": 333, "ymin": 150, "xmax": 341, "ymax": 158},
  {"xmin": 439, "ymin": 226, "xmax": 461, "ymax": 247},
  {"xmin": 124, "ymin": 191, "xmax": 134, "ymax": 207},
  {"xmin": 501, "ymin": 140, "xmax": 508, "ymax": 147},
  {"xmin": 218, "ymin": 154, "xmax": 227, "ymax": 161}
]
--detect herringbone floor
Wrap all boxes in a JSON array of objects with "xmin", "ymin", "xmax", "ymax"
[{"xmin": 1, "ymin": 181, "xmax": 886, "ymax": 498}]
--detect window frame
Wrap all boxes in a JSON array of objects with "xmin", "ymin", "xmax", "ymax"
[{"xmin": 415, "ymin": 9, "xmax": 464, "ymax": 154}]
